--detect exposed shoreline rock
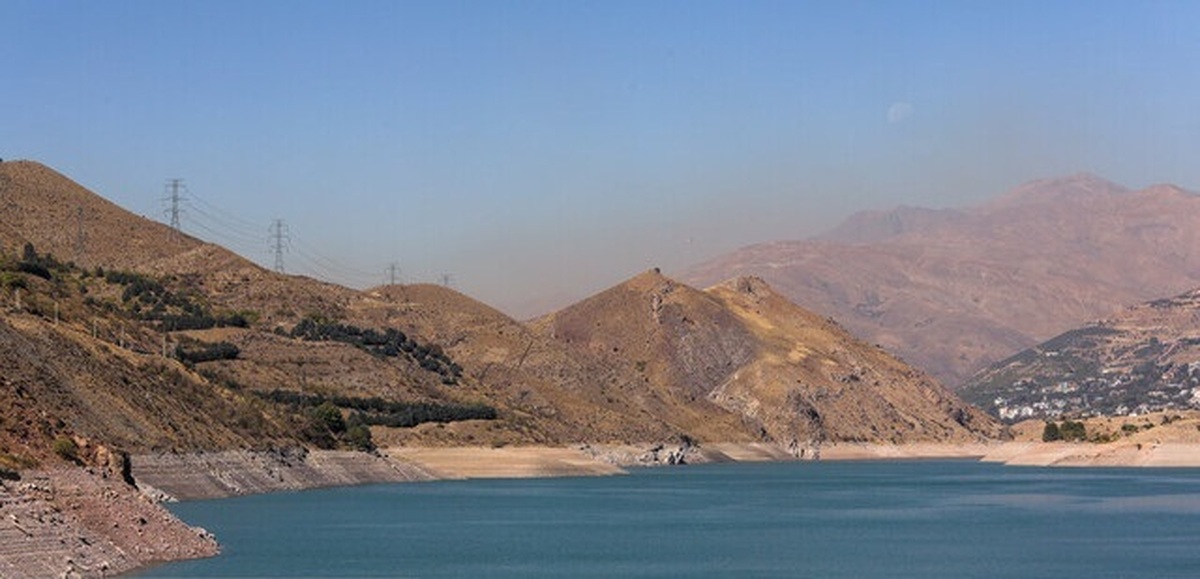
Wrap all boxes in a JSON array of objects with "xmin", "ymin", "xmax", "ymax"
[
  {"xmin": 0, "ymin": 467, "xmax": 217, "ymax": 578},
  {"xmin": 130, "ymin": 448, "xmax": 439, "ymax": 501}
]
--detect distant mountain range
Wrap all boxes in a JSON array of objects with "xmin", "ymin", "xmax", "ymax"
[{"xmin": 683, "ymin": 173, "xmax": 1200, "ymax": 388}]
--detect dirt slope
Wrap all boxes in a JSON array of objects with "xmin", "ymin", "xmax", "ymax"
[{"xmin": 536, "ymin": 270, "xmax": 1002, "ymax": 448}]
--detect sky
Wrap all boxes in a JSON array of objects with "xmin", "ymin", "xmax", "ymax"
[{"xmin": 4, "ymin": 1, "xmax": 1200, "ymax": 317}]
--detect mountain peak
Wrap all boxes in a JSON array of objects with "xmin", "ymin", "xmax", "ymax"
[
  {"xmin": 713, "ymin": 275, "xmax": 775, "ymax": 297},
  {"xmin": 985, "ymin": 172, "xmax": 1129, "ymax": 210}
]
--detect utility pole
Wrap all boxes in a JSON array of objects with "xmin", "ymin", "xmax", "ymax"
[
  {"xmin": 163, "ymin": 179, "xmax": 185, "ymax": 232},
  {"xmin": 269, "ymin": 218, "xmax": 289, "ymax": 273},
  {"xmin": 387, "ymin": 262, "xmax": 401, "ymax": 286}
]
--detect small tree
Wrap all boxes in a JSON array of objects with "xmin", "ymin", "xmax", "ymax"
[
  {"xmin": 311, "ymin": 402, "xmax": 345, "ymax": 434},
  {"xmin": 346, "ymin": 425, "xmax": 374, "ymax": 452},
  {"xmin": 1042, "ymin": 421, "xmax": 1062, "ymax": 442},
  {"xmin": 1060, "ymin": 420, "xmax": 1087, "ymax": 442}
]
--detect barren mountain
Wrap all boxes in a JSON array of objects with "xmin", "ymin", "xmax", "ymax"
[
  {"xmin": 1, "ymin": 159, "xmax": 999, "ymax": 463},
  {"xmin": 535, "ymin": 270, "xmax": 1001, "ymax": 449},
  {"xmin": 683, "ymin": 174, "xmax": 1200, "ymax": 387},
  {"xmin": 961, "ymin": 287, "xmax": 1200, "ymax": 422}
]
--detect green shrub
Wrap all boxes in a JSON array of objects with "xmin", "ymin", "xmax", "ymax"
[
  {"xmin": 52, "ymin": 436, "xmax": 79, "ymax": 463},
  {"xmin": 175, "ymin": 340, "xmax": 240, "ymax": 364},
  {"xmin": 0, "ymin": 271, "xmax": 26, "ymax": 290},
  {"xmin": 346, "ymin": 425, "xmax": 374, "ymax": 451},
  {"xmin": 1060, "ymin": 420, "xmax": 1087, "ymax": 442},
  {"xmin": 311, "ymin": 402, "xmax": 346, "ymax": 434},
  {"xmin": 1041, "ymin": 422, "xmax": 1061, "ymax": 442}
]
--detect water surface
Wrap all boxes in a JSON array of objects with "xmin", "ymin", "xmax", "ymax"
[{"xmin": 143, "ymin": 460, "xmax": 1200, "ymax": 577}]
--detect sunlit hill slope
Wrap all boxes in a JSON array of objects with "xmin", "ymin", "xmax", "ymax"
[{"xmin": 2, "ymin": 160, "xmax": 998, "ymax": 476}]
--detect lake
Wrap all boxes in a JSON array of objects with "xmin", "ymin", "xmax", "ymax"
[{"xmin": 140, "ymin": 460, "xmax": 1200, "ymax": 577}]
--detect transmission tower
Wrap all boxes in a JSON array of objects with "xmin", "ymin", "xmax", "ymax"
[
  {"xmin": 163, "ymin": 178, "xmax": 186, "ymax": 231},
  {"xmin": 387, "ymin": 262, "xmax": 402, "ymax": 285},
  {"xmin": 439, "ymin": 273, "xmax": 454, "ymax": 288},
  {"xmin": 269, "ymin": 218, "xmax": 289, "ymax": 273}
]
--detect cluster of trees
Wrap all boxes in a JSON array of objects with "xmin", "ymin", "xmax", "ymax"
[
  {"xmin": 1, "ymin": 242, "xmax": 68, "ymax": 283},
  {"xmin": 1042, "ymin": 419, "xmax": 1087, "ymax": 442},
  {"xmin": 15, "ymin": 242, "xmax": 64, "ymax": 279},
  {"xmin": 255, "ymin": 389, "xmax": 496, "ymax": 448},
  {"xmin": 175, "ymin": 340, "xmax": 240, "ymax": 364},
  {"xmin": 101, "ymin": 268, "xmax": 250, "ymax": 330},
  {"xmin": 304, "ymin": 401, "xmax": 373, "ymax": 451},
  {"xmin": 290, "ymin": 317, "xmax": 463, "ymax": 384}
]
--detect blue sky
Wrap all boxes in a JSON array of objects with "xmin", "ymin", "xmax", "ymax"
[{"xmin": 4, "ymin": 1, "xmax": 1199, "ymax": 316}]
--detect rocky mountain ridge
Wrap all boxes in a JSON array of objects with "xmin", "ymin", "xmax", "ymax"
[{"xmin": 684, "ymin": 173, "xmax": 1200, "ymax": 387}]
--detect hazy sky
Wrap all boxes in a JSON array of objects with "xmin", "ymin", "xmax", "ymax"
[{"xmin": 4, "ymin": 1, "xmax": 1199, "ymax": 317}]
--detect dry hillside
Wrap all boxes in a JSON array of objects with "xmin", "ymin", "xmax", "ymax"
[
  {"xmin": 962, "ymin": 287, "xmax": 1200, "ymax": 421},
  {"xmin": 536, "ymin": 270, "xmax": 1002, "ymax": 449},
  {"xmin": 2, "ymin": 159, "xmax": 1002, "ymax": 476}
]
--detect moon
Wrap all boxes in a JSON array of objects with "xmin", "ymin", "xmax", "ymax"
[{"xmin": 887, "ymin": 102, "xmax": 914, "ymax": 124}]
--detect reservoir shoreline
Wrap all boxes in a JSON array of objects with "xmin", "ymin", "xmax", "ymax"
[{"xmin": 6, "ymin": 440, "xmax": 1199, "ymax": 578}]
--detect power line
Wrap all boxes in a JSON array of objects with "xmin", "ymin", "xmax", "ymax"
[
  {"xmin": 187, "ymin": 204, "xmax": 265, "ymax": 246},
  {"xmin": 291, "ymin": 234, "xmax": 380, "ymax": 278},
  {"xmin": 143, "ymin": 180, "xmax": 399, "ymax": 288},
  {"xmin": 269, "ymin": 218, "xmax": 289, "ymax": 273},
  {"xmin": 188, "ymin": 188, "xmax": 266, "ymax": 234}
]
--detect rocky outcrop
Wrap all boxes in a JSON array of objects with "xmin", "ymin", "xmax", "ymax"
[
  {"xmin": 0, "ymin": 467, "xmax": 217, "ymax": 578},
  {"xmin": 130, "ymin": 448, "xmax": 439, "ymax": 501}
]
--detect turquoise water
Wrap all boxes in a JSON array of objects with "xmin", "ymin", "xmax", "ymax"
[{"xmin": 141, "ymin": 460, "xmax": 1200, "ymax": 577}]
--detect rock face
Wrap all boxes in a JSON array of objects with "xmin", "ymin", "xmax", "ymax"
[
  {"xmin": 684, "ymin": 174, "xmax": 1200, "ymax": 388},
  {"xmin": 0, "ymin": 467, "xmax": 218, "ymax": 578},
  {"xmin": 130, "ymin": 449, "xmax": 439, "ymax": 500},
  {"xmin": 962, "ymin": 288, "xmax": 1200, "ymax": 421}
]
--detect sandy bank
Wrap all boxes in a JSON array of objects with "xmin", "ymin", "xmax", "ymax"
[
  {"xmin": 982, "ymin": 441, "xmax": 1200, "ymax": 467},
  {"xmin": 385, "ymin": 446, "xmax": 627, "ymax": 479},
  {"xmin": 817, "ymin": 442, "xmax": 994, "ymax": 461}
]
